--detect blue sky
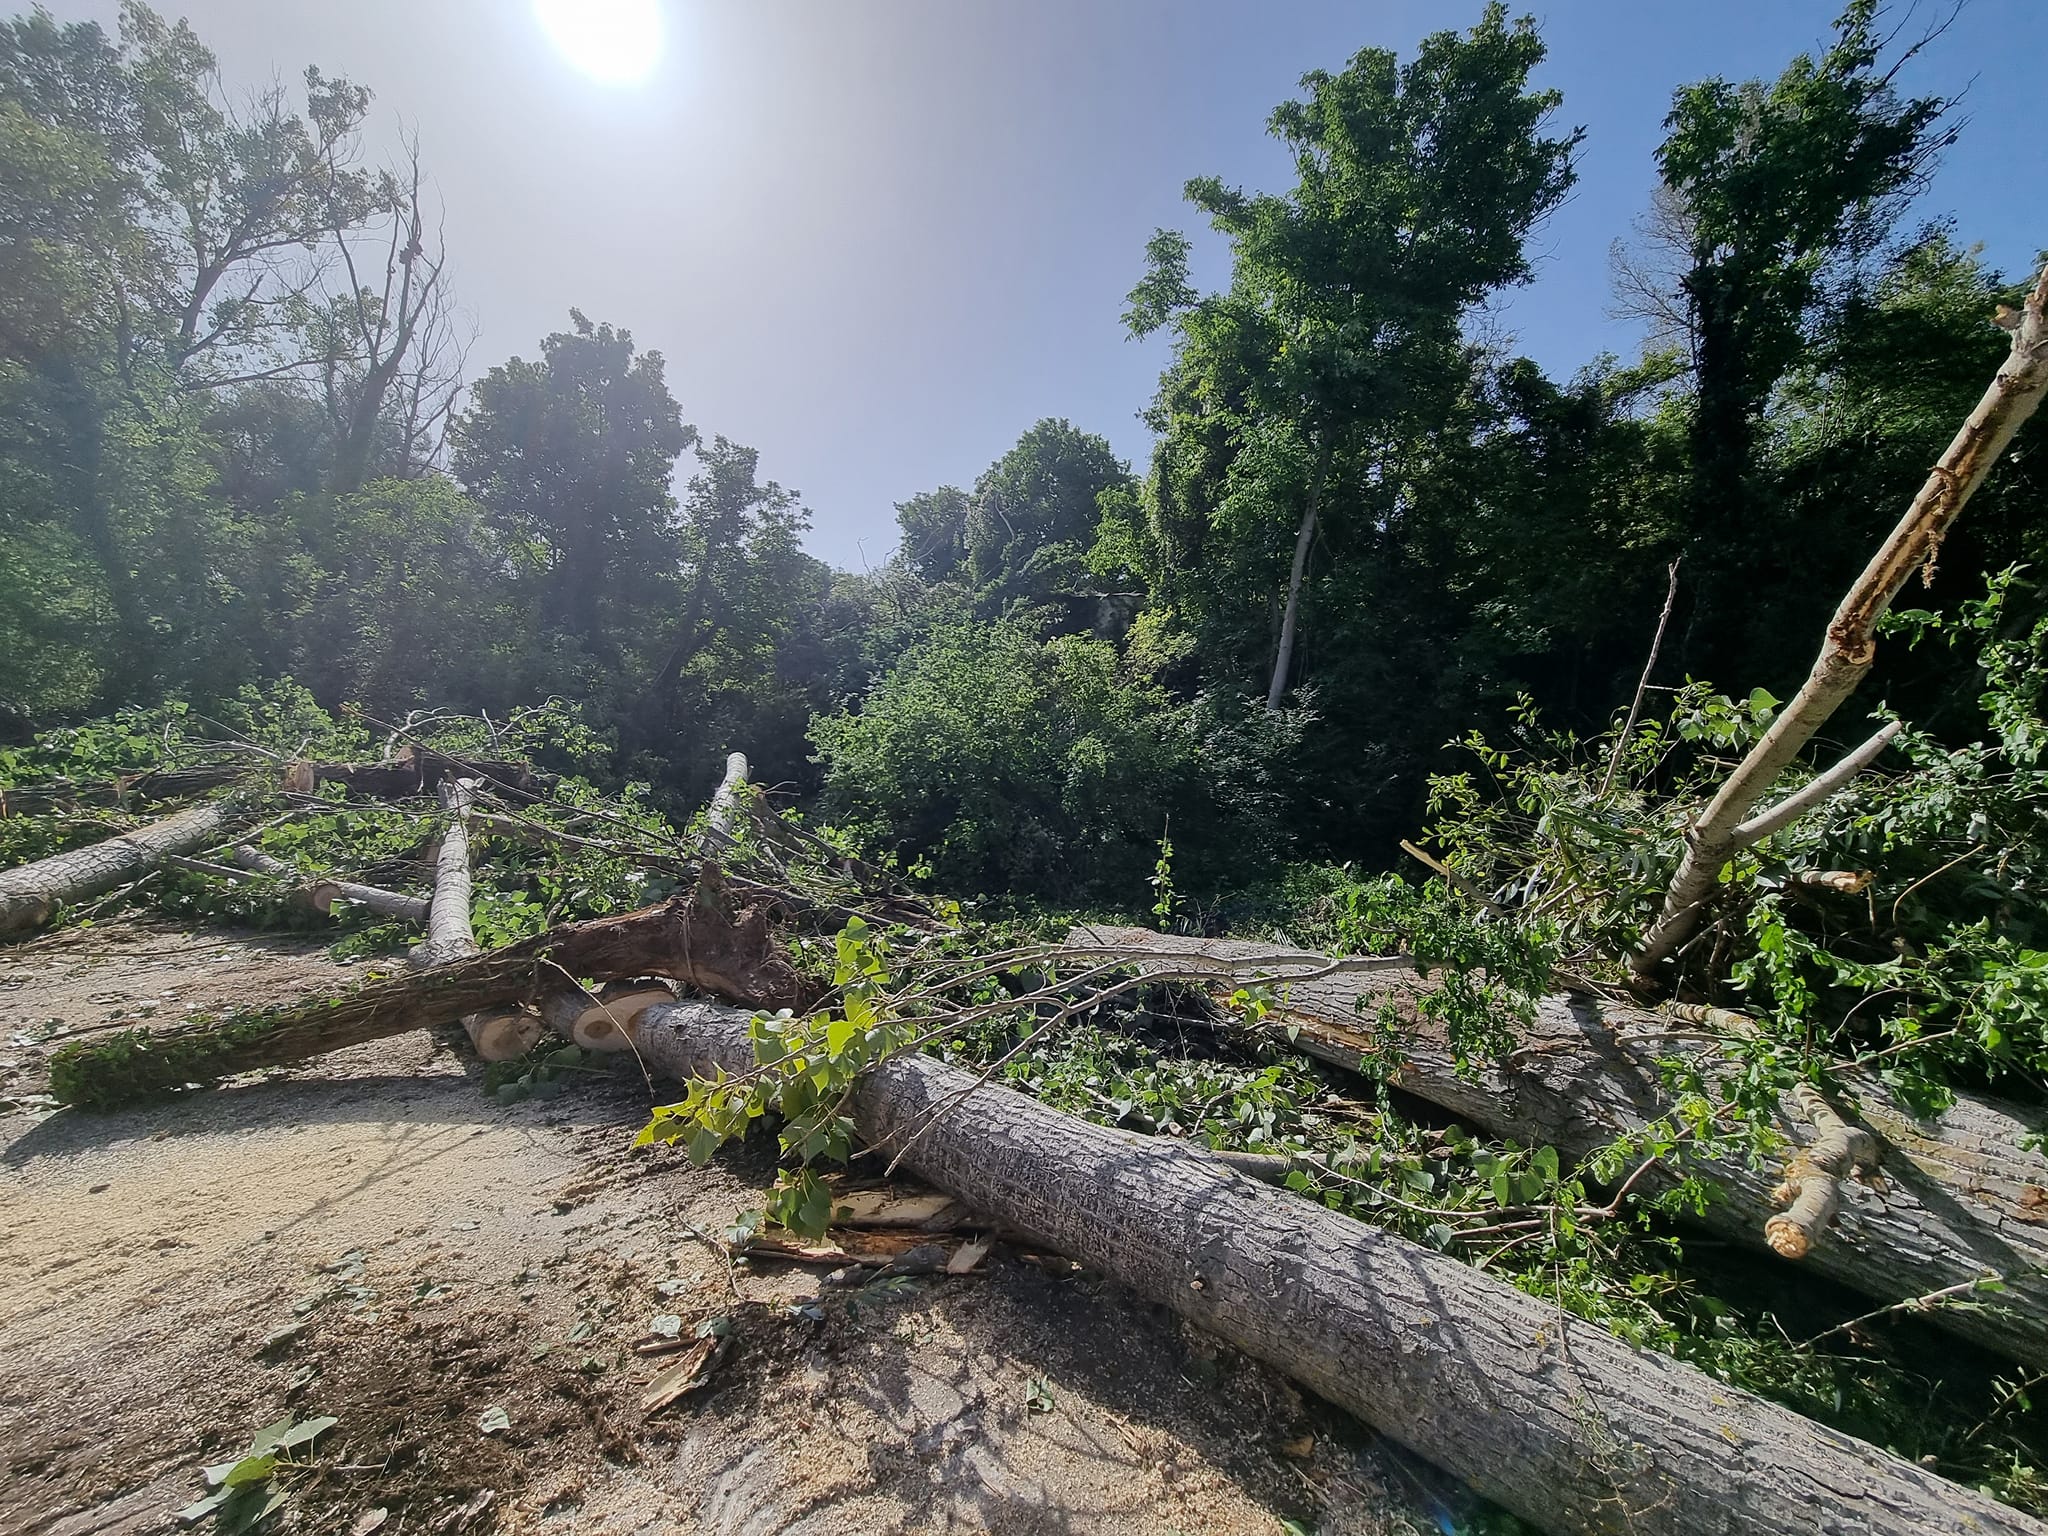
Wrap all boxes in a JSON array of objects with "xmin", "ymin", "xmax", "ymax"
[{"xmin": 54, "ymin": 1, "xmax": 2048, "ymax": 568}]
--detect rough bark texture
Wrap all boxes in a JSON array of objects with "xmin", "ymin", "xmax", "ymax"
[
  {"xmin": 47, "ymin": 884, "xmax": 819, "ymax": 1107},
  {"xmin": 228, "ymin": 845, "xmax": 430, "ymax": 922},
  {"xmin": 1074, "ymin": 926, "xmax": 2048, "ymax": 1371},
  {"xmin": 0, "ymin": 801, "xmax": 245, "ymax": 934},
  {"xmin": 412, "ymin": 779, "xmax": 479, "ymax": 968},
  {"xmin": 1635, "ymin": 262, "xmax": 2048, "ymax": 977},
  {"xmin": 1265, "ymin": 434, "xmax": 1330, "ymax": 711},
  {"xmin": 630, "ymin": 997, "xmax": 2044, "ymax": 1536}
]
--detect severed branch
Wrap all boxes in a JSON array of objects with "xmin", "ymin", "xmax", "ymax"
[
  {"xmin": 227, "ymin": 845, "xmax": 430, "ymax": 922},
  {"xmin": 1632, "ymin": 262, "xmax": 2048, "ymax": 982}
]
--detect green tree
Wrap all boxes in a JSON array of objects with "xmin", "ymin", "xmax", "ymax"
[
  {"xmin": 1125, "ymin": 3, "xmax": 1580, "ymax": 708},
  {"xmin": 451, "ymin": 311, "xmax": 696, "ymax": 657},
  {"xmin": 1652, "ymin": 0, "xmax": 1950, "ymax": 674}
]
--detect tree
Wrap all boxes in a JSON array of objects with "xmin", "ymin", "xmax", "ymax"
[
  {"xmin": 1125, "ymin": 3, "xmax": 1580, "ymax": 708},
  {"xmin": 451, "ymin": 311, "xmax": 695, "ymax": 655},
  {"xmin": 1652, "ymin": 0, "xmax": 1952, "ymax": 673}
]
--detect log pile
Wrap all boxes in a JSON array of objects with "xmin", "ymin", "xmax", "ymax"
[{"xmin": 8, "ymin": 749, "xmax": 2048, "ymax": 1536}]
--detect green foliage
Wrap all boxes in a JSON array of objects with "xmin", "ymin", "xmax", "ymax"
[
  {"xmin": 811, "ymin": 617, "xmax": 1295, "ymax": 899},
  {"xmin": 637, "ymin": 917, "xmax": 917, "ymax": 1235}
]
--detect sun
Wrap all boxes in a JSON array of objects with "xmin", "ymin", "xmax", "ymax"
[{"xmin": 533, "ymin": 0, "xmax": 665, "ymax": 86}]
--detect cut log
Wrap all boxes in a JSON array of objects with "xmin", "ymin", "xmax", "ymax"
[
  {"xmin": 629, "ymin": 996, "xmax": 2044, "ymax": 1536},
  {"xmin": 1070, "ymin": 926, "xmax": 2048, "ymax": 1371},
  {"xmin": 700, "ymin": 752, "xmax": 750, "ymax": 856},
  {"xmin": 0, "ymin": 800, "xmax": 245, "ymax": 934},
  {"xmin": 46, "ymin": 883, "xmax": 819, "ymax": 1108},
  {"xmin": 537, "ymin": 982, "xmax": 678, "ymax": 1052},
  {"xmin": 291, "ymin": 750, "xmax": 547, "ymax": 801},
  {"xmin": 461, "ymin": 1008, "xmax": 545, "ymax": 1062},
  {"xmin": 227, "ymin": 845, "xmax": 430, "ymax": 923},
  {"xmin": 411, "ymin": 779, "xmax": 478, "ymax": 969}
]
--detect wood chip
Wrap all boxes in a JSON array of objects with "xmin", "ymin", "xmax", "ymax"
[
  {"xmin": 945, "ymin": 1234, "xmax": 994, "ymax": 1275},
  {"xmin": 639, "ymin": 1336, "xmax": 717, "ymax": 1413}
]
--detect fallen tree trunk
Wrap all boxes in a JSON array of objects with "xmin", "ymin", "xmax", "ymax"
[
  {"xmin": 0, "ymin": 801, "xmax": 246, "ymax": 934},
  {"xmin": 461, "ymin": 1007, "xmax": 545, "ymax": 1061},
  {"xmin": 0, "ymin": 762, "xmax": 247, "ymax": 816},
  {"xmin": 700, "ymin": 751, "xmax": 750, "ymax": 855},
  {"xmin": 629, "ymin": 996, "xmax": 2044, "ymax": 1536},
  {"xmin": 412, "ymin": 779, "xmax": 479, "ymax": 968},
  {"xmin": 0, "ymin": 750, "xmax": 546, "ymax": 818},
  {"xmin": 227, "ymin": 845, "xmax": 430, "ymax": 923},
  {"xmin": 1072, "ymin": 926, "xmax": 2048, "ymax": 1371},
  {"xmin": 46, "ymin": 884, "xmax": 819, "ymax": 1108}
]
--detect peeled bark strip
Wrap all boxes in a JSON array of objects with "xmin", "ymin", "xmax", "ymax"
[
  {"xmin": 630, "ymin": 997, "xmax": 2044, "ymax": 1536},
  {"xmin": 413, "ymin": 778, "xmax": 479, "ymax": 969},
  {"xmin": 1073, "ymin": 926, "xmax": 2048, "ymax": 1371},
  {"xmin": 1635, "ymin": 263, "xmax": 2048, "ymax": 978},
  {"xmin": 228, "ymin": 845, "xmax": 430, "ymax": 923},
  {"xmin": 0, "ymin": 801, "xmax": 245, "ymax": 934},
  {"xmin": 47, "ymin": 885, "xmax": 819, "ymax": 1108}
]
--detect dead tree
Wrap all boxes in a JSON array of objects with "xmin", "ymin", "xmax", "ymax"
[
  {"xmin": 1075, "ymin": 926, "xmax": 2048, "ymax": 1371},
  {"xmin": 1634, "ymin": 262, "xmax": 2048, "ymax": 979},
  {"xmin": 626, "ymin": 996, "xmax": 2045, "ymax": 1536},
  {"xmin": 0, "ymin": 801, "xmax": 245, "ymax": 934}
]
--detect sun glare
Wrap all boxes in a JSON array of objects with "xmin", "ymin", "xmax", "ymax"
[{"xmin": 533, "ymin": 0, "xmax": 664, "ymax": 86}]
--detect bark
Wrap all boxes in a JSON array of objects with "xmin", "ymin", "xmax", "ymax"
[
  {"xmin": 701, "ymin": 752, "xmax": 750, "ymax": 856},
  {"xmin": 1635, "ymin": 264, "xmax": 2048, "ymax": 978},
  {"xmin": 0, "ymin": 801, "xmax": 245, "ymax": 934},
  {"xmin": 1073, "ymin": 926, "xmax": 2048, "ymax": 1371},
  {"xmin": 293, "ymin": 751, "xmax": 546, "ymax": 800},
  {"xmin": 412, "ymin": 779, "xmax": 478, "ymax": 968},
  {"xmin": 228, "ymin": 845, "xmax": 430, "ymax": 923},
  {"xmin": 1266, "ymin": 433, "xmax": 1331, "ymax": 711},
  {"xmin": 47, "ymin": 884, "xmax": 821, "ymax": 1109},
  {"xmin": 629, "ymin": 997, "xmax": 2044, "ymax": 1536}
]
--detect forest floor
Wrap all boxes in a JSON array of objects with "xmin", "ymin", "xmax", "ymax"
[{"xmin": 0, "ymin": 920, "xmax": 1469, "ymax": 1536}]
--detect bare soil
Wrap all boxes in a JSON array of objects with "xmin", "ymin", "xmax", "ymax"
[{"xmin": 0, "ymin": 921, "xmax": 1471, "ymax": 1536}]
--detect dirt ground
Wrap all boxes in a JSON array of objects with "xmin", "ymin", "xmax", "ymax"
[{"xmin": 0, "ymin": 921, "xmax": 1475, "ymax": 1536}]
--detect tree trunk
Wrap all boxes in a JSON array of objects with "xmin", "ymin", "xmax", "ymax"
[
  {"xmin": 46, "ymin": 885, "xmax": 819, "ymax": 1109},
  {"xmin": 412, "ymin": 778, "xmax": 478, "ymax": 968},
  {"xmin": 1073, "ymin": 926, "xmax": 2048, "ymax": 1371},
  {"xmin": 228, "ymin": 845, "xmax": 430, "ymax": 923},
  {"xmin": 1, "ymin": 752, "xmax": 545, "ymax": 815},
  {"xmin": 701, "ymin": 752, "xmax": 750, "ymax": 856},
  {"xmin": 1266, "ymin": 434, "xmax": 1331, "ymax": 711},
  {"xmin": 0, "ymin": 801, "xmax": 244, "ymax": 934},
  {"xmin": 628, "ymin": 997, "xmax": 2044, "ymax": 1536},
  {"xmin": 1635, "ymin": 262, "xmax": 2048, "ymax": 978}
]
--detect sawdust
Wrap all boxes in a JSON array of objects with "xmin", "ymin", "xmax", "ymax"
[{"xmin": 0, "ymin": 921, "xmax": 1465, "ymax": 1535}]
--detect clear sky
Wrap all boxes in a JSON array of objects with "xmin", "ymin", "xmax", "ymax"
[{"xmin": 49, "ymin": 0, "xmax": 2047, "ymax": 569}]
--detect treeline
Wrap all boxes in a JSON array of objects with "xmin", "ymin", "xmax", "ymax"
[{"xmin": 2, "ymin": 1, "xmax": 2042, "ymax": 906}]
